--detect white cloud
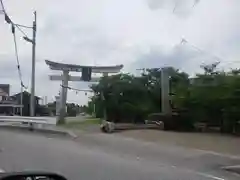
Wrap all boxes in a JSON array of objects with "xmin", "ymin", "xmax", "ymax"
[{"xmin": 0, "ymin": 0, "xmax": 239, "ymax": 105}]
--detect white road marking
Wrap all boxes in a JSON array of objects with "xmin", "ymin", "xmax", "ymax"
[
  {"xmin": 176, "ymin": 168, "xmax": 226, "ymax": 180},
  {"xmin": 185, "ymin": 169, "xmax": 226, "ymax": 180},
  {"xmin": 196, "ymin": 172, "xmax": 225, "ymax": 180},
  {"xmin": 169, "ymin": 163, "xmax": 226, "ymax": 180},
  {"xmin": 195, "ymin": 149, "xmax": 240, "ymax": 159}
]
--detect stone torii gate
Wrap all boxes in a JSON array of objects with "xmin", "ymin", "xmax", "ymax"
[{"xmin": 45, "ymin": 60, "xmax": 123, "ymax": 123}]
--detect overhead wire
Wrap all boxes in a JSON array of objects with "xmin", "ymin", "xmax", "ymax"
[
  {"xmin": 173, "ymin": 0, "xmax": 201, "ymax": 13},
  {"xmin": 15, "ymin": 23, "xmax": 32, "ymax": 29},
  {"xmin": 15, "ymin": 24, "xmax": 29, "ymax": 37},
  {"xmin": 180, "ymin": 38, "xmax": 223, "ymax": 62},
  {"xmin": 1, "ymin": 0, "xmax": 30, "ymax": 37},
  {"xmin": 60, "ymin": 84, "xmax": 93, "ymax": 92},
  {"xmin": 60, "ymin": 84, "xmax": 93, "ymax": 96},
  {"xmin": 175, "ymin": 1, "xmax": 223, "ymax": 64},
  {"xmin": 0, "ymin": 0, "xmax": 5, "ymax": 12},
  {"xmin": 0, "ymin": 0, "xmax": 27, "ymax": 89},
  {"xmin": 12, "ymin": 26, "xmax": 26, "ymax": 89},
  {"xmin": 172, "ymin": 2, "xmax": 177, "ymax": 13},
  {"xmin": 192, "ymin": 0, "xmax": 201, "ymax": 8}
]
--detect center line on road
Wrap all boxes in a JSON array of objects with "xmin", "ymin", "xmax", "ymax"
[
  {"xmin": 196, "ymin": 172, "xmax": 225, "ymax": 180},
  {"xmin": 168, "ymin": 164, "xmax": 226, "ymax": 180}
]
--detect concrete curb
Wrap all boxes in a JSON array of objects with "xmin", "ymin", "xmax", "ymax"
[{"xmin": 0, "ymin": 125, "xmax": 77, "ymax": 138}]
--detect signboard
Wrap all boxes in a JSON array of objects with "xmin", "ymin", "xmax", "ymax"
[{"xmin": 81, "ymin": 67, "xmax": 92, "ymax": 81}]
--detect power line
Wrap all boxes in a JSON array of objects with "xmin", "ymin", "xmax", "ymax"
[
  {"xmin": 1, "ymin": 0, "xmax": 27, "ymax": 89},
  {"xmin": 15, "ymin": 24, "xmax": 29, "ymax": 37},
  {"xmin": 0, "ymin": 0, "xmax": 6, "ymax": 12},
  {"xmin": 60, "ymin": 84, "xmax": 93, "ymax": 93},
  {"xmin": 1, "ymin": 0, "xmax": 30, "ymax": 37},
  {"xmin": 180, "ymin": 38, "xmax": 223, "ymax": 62},
  {"xmin": 1, "ymin": 0, "xmax": 28, "ymax": 116},
  {"xmin": 61, "ymin": 85, "xmax": 93, "ymax": 92},
  {"xmin": 15, "ymin": 23, "xmax": 32, "ymax": 29},
  {"xmin": 173, "ymin": 0, "xmax": 201, "ymax": 13},
  {"xmin": 193, "ymin": 0, "xmax": 201, "ymax": 8},
  {"xmin": 12, "ymin": 27, "xmax": 26, "ymax": 89},
  {"xmin": 172, "ymin": 0, "xmax": 178, "ymax": 13}
]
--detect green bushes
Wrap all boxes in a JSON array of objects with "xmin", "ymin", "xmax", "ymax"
[{"xmin": 85, "ymin": 64, "xmax": 240, "ymax": 134}]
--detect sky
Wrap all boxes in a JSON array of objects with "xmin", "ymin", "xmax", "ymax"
[{"xmin": 0, "ymin": 0, "xmax": 239, "ymax": 105}]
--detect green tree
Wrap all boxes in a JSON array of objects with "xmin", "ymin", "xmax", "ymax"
[{"xmin": 85, "ymin": 63, "xmax": 240, "ymax": 134}]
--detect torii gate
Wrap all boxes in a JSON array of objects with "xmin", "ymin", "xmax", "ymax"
[{"xmin": 45, "ymin": 60, "xmax": 123, "ymax": 123}]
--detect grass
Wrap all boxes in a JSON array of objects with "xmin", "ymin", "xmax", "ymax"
[{"xmin": 61, "ymin": 118, "xmax": 101, "ymax": 129}]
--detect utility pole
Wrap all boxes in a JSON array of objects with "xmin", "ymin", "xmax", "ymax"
[
  {"xmin": 30, "ymin": 11, "xmax": 37, "ymax": 117},
  {"xmin": 23, "ymin": 11, "xmax": 37, "ymax": 116}
]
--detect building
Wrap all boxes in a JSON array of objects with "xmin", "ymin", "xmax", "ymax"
[
  {"xmin": 11, "ymin": 91, "xmax": 41, "ymax": 116},
  {"xmin": 0, "ymin": 84, "xmax": 42, "ymax": 116},
  {"xmin": 0, "ymin": 88, "xmax": 8, "ymax": 101},
  {"xmin": 0, "ymin": 84, "xmax": 22, "ymax": 115},
  {"xmin": 0, "ymin": 84, "xmax": 9, "ymax": 101}
]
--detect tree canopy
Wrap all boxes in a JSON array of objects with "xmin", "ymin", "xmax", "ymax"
[{"xmin": 86, "ymin": 63, "xmax": 240, "ymax": 134}]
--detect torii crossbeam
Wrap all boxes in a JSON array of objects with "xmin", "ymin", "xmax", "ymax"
[{"xmin": 45, "ymin": 60, "xmax": 123, "ymax": 124}]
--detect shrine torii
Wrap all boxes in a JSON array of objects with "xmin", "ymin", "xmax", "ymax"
[{"xmin": 45, "ymin": 60, "xmax": 123, "ymax": 123}]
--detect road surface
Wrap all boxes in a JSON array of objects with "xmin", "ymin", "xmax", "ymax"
[{"xmin": 0, "ymin": 130, "xmax": 239, "ymax": 180}]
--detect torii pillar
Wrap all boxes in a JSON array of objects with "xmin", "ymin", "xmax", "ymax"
[
  {"xmin": 45, "ymin": 60, "xmax": 123, "ymax": 124},
  {"xmin": 59, "ymin": 70, "xmax": 69, "ymax": 123},
  {"xmin": 161, "ymin": 67, "xmax": 171, "ymax": 115}
]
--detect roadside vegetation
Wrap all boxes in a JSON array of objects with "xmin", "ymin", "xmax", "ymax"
[
  {"xmin": 62, "ymin": 118, "xmax": 101, "ymax": 130},
  {"xmin": 83, "ymin": 62, "xmax": 240, "ymax": 135}
]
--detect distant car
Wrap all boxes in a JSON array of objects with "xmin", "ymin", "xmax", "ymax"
[{"xmin": 80, "ymin": 112, "xmax": 86, "ymax": 116}]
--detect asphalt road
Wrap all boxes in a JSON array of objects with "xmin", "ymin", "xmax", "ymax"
[{"xmin": 0, "ymin": 130, "xmax": 239, "ymax": 180}]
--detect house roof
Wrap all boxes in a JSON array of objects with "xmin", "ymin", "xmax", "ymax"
[{"xmin": 11, "ymin": 91, "xmax": 41, "ymax": 99}]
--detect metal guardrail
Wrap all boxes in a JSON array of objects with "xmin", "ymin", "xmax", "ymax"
[{"xmin": 0, "ymin": 116, "xmax": 57, "ymax": 125}]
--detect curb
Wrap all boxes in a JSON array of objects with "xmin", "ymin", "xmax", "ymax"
[{"xmin": 0, "ymin": 125, "xmax": 77, "ymax": 138}]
